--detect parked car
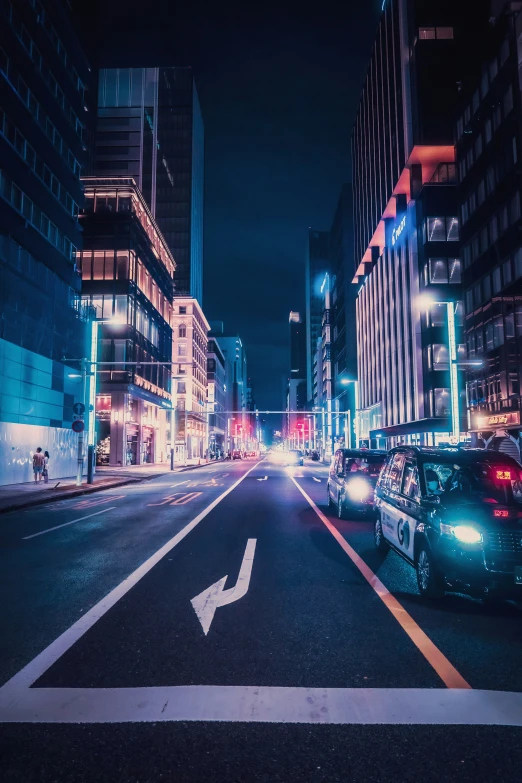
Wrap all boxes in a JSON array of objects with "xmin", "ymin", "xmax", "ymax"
[
  {"xmin": 374, "ymin": 446, "xmax": 522, "ymax": 601},
  {"xmin": 232, "ymin": 450, "xmax": 242, "ymax": 460},
  {"xmin": 327, "ymin": 449, "xmax": 387, "ymax": 518}
]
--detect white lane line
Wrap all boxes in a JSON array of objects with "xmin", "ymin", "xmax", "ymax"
[
  {"xmin": 170, "ymin": 480, "xmax": 191, "ymax": 488},
  {"xmin": 22, "ymin": 508, "xmax": 117, "ymax": 540},
  {"xmin": 313, "ymin": 477, "xmax": 321, "ymax": 482},
  {"xmin": 1, "ymin": 686, "xmax": 521, "ymax": 725},
  {"xmin": 2, "ymin": 461, "xmax": 260, "ymax": 695},
  {"xmin": 290, "ymin": 477, "xmax": 470, "ymax": 691}
]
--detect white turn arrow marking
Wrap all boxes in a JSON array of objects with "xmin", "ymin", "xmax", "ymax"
[
  {"xmin": 257, "ymin": 476, "xmax": 268, "ymax": 481},
  {"xmin": 191, "ymin": 539, "xmax": 257, "ymax": 635}
]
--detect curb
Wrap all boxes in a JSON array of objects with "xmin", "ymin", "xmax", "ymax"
[
  {"xmin": 0, "ymin": 460, "xmax": 227, "ymax": 515},
  {"xmin": 0, "ymin": 474, "xmax": 157, "ymax": 515}
]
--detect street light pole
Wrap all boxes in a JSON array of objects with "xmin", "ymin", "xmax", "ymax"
[
  {"xmin": 447, "ymin": 301, "xmax": 460, "ymax": 442},
  {"xmin": 76, "ymin": 358, "xmax": 87, "ymax": 486}
]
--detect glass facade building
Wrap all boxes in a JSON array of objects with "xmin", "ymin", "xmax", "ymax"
[
  {"xmin": 0, "ymin": 0, "xmax": 93, "ymax": 484},
  {"xmin": 79, "ymin": 178, "xmax": 175, "ymax": 466},
  {"xmin": 305, "ymin": 229, "xmax": 330, "ymax": 404},
  {"xmin": 456, "ymin": 2, "xmax": 522, "ymax": 457},
  {"xmin": 94, "ymin": 67, "xmax": 204, "ymax": 303},
  {"xmin": 352, "ymin": 0, "xmax": 489, "ymax": 449}
]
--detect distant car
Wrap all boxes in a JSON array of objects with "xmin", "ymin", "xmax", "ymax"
[
  {"xmin": 232, "ymin": 450, "xmax": 242, "ymax": 460},
  {"xmin": 327, "ymin": 448, "xmax": 387, "ymax": 518},
  {"xmin": 375, "ymin": 446, "xmax": 522, "ymax": 601},
  {"xmin": 287, "ymin": 449, "xmax": 304, "ymax": 467}
]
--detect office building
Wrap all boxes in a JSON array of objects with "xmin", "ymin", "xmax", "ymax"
[
  {"xmin": 330, "ymin": 185, "xmax": 358, "ymax": 448},
  {"xmin": 79, "ymin": 178, "xmax": 175, "ymax": 465},
  {"xmin": 352, "ymin": 0, "xmax": 489, "ymax": 449},
  {"xmin": 172, "ymin": 297, "xmax": 209, "ymax": 461},
  {"xmin": 287, "ymin": 311, "xmax": 307, "ymax": 447},
  {"xmin": 305, "ymin": 230, "xmax": 330, "ymax": 404},
  {"xmin": 0, "ymin": 0, "xmax": 93, "ymax": 483},
  {"xmin": 94, "ymin": 67, "xmax": 204, "ymax": 302},
  {"xmin": 207, "ymin": 336, "xmax": 226, "ymax": 458},
  {"xmin": 210, "ymin": 325, "xmax": 248, "ymax": 452},
  {"xmin": 457, "ymin": 1, "xmax": 522, "ymax": 457}
]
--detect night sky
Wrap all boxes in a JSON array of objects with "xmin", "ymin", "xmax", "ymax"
[{"xmin": 77, "ymin": 0, "xmax": 380, "ymax": 411}]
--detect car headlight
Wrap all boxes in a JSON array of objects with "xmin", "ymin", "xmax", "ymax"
[
  {"xmin": 345, "ymin": 477, "xmax": 371, "ymax": 501},
  {"xmin": 441, "ymin": 523, "xmax": 482, "ymax": 544}
]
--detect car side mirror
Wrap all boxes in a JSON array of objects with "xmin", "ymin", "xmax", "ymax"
[{"xmin": 421, "ymin": 495, "xmax": 440, "ymax": 508}]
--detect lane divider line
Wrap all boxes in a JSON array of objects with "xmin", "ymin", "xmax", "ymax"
[
  {"xmin": 22, "ymin": 508, "xmax": 117, "ymax": 540},
  {"xmin": 4, "ymin": 462, "xmax": 260, "ymax": 694},
  {"xmin": 290, "ymin": 477, "xmax": 471, "ymax": 691}
]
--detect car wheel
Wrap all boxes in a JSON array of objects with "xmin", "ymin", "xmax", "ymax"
[
  {"xmin": 337, "ymin": 492, "xmax": 346, "ymax": 519},
  {"xmin": 374, "ymin": 516, "xmax": 388, "ymax": 552},
  {"xmin": 416, "ymin": 546, "xmax": 443, "ymax": 598}
]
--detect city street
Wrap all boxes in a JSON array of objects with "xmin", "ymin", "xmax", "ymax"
[{"xmin": 1, "ymin": 457, "xmax": 521, "ymax": 782}]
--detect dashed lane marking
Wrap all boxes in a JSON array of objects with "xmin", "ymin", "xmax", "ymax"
[
  {"xmin": 22, "ymin": 507, "xmax": 117, "ymax": 540},
  {"xmin": 313, "ymin": 477, "xmax": 321, "ymax": 482},
  {"xmin": 290, "ymin": 476, "xmax": 471, "ymax": 691}
]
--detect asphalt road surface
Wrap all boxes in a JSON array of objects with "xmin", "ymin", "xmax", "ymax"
[{"xmin": 1, "ymin": 457, "xmax": 522, "ymax": 782}]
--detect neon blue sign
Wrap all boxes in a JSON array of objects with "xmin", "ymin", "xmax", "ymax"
[{"xmin": 391, "ymin": 214, "xmax": 406, "ymax": 246}]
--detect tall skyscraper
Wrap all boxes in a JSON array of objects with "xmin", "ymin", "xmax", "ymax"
[
  {"xmin": 305, "ymin": 229, "xmax": 330, "ymax": 403},
  {"xmin": 352, "ymin": 0, "xmax": 489, "ymax": 450},
  {"xmin": 0, "ymin": 0, "xmax": 93, "ymax": 483},
  {"xmin": 287, "ymin": 311, "xmax": 307, "ymax": 446},
  {"xmin": 94, "ymin": 67, "xmax": 204, "ymax": 302}
]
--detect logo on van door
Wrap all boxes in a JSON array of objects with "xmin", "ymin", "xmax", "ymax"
[{"xmin": 397, "ymin": 518, "xmax": 410, "ymax": 550}]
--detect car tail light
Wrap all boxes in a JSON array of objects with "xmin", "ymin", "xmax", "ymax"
[{"xmin": 493, "ymin": 509, "xmax": 509, "ymax": 518}]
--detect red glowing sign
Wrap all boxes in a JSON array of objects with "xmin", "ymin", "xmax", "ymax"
[
  {"xmin": 495, "ymin": 470, "xmax": 512, "ymax": 481},
  {"xmin": 494, "ymin": 509, "xmax": 509, "ymax": 518}
]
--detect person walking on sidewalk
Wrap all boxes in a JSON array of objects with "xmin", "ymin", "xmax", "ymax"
[
  {"xmin": 43, "ymin": 450, "xmax": 50, "ymax": 484},
  {"xmin": 33, "ymin": 447, "xmax": 45, "ymax": 483}
]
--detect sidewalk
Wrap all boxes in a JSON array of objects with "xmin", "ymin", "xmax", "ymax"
[{"xmin": 0, "ymin": 459, "xmax": 223, "ymax": 515}]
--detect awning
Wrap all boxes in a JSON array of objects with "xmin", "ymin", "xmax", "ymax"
[{"xmin": 369, "ymin": 417, "xmax": 450, "ymax": 439}]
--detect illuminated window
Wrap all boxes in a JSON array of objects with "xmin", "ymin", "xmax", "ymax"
[
  {"xmin": 429, "ymin": 258, "xmax": 448, "ymax": 283},
  {"xmin": 419, "ymin": 28, "xmax": 436, "ymax": 39},
  {"xmin": 436, "ymin": 27, "xmax": 454, "ymax": 39},
  {"xmin": 433, "ymin": 389, "xmax": 450, "ymax": 417},
  {"xmin": 426, "ymin": 217, "xmax": 446, "ymax": 242}
]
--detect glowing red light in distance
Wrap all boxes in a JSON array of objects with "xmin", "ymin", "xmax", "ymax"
[
  {"xmin": 495, "ymin": 470, "xmax": 512, "ymax": 480},
  {"xmin": 493, "ymin": 509, "xmax": 509, "ymax": 518}
]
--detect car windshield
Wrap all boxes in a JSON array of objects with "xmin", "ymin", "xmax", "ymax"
[
  {"xmin": 346, "ymin": 456, "xmax": 385, "ymax": 477},
  {"xmin": 423, "ymin": 460, "xmax": 522, "ymax": 506}
]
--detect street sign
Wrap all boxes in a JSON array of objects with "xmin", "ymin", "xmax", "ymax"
[
  {"xmin": 73, "ymin": 402, "xmax": 86, "ymax": 416},
  {"xmin": 72, "ymin": 420, "xmax": 85, "ymax": 433}
]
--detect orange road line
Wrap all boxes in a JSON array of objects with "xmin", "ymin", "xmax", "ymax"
[{"xmin": 291, "ymin": 477, "xmax": 471, "ymax": 691}]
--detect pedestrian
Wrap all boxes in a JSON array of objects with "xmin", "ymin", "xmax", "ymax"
[
  {"xmin": 33, "ymin": 447, "xmax": 45, "ymax": 483},
  {"xmin": 43, "ymin": 450, "xmax": 50, "ymax": 483}
]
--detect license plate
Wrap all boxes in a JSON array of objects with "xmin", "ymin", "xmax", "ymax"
[{"xmin": 515, "ymin": 566, "xmax": 522, "ymax": 585}]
